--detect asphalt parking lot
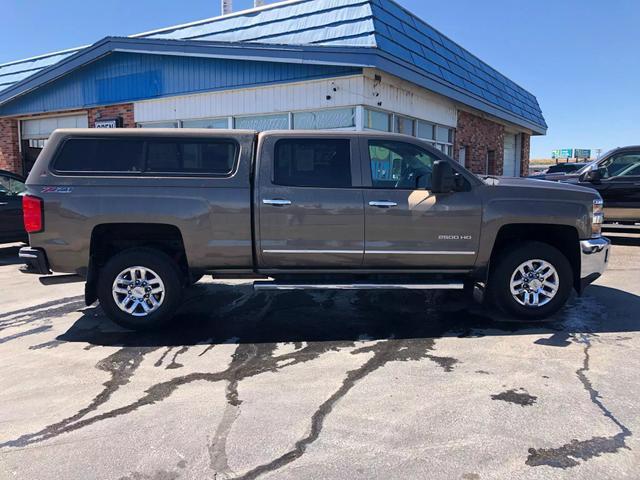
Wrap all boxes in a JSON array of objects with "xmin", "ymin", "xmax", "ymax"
[{"xmin": 1, "ymin": 235, "xmax": 639, "ymax": 480}]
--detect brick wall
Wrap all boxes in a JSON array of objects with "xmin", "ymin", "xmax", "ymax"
[
  {"xmin": 87, "ymin": 103, "xmax": 135, "ymax": 128},
  {"xmin": 520, "ymin": 133, "xmax": 531, "ymax": 176},
  {"xmin": 0, "ymin": 102, "xmax": 135, "ymax": 175},
  {"xmin": 0, "ymin": 118, "xmax": 20, "ymax": 174},
  {"xmin": 454, "ymin": 110, "xmax": 505, "ymax": 175}
]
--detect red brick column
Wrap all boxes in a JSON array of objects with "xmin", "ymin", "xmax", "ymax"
[
  {"xmin": 520, "ymin": 133, "xmax": 531, "ymax": 176},
  {"xmin": 454, "ymin": 110, "xmax": 505, "ymax": 175},
  {"xmin": 87, "ymin": 103, "xmax": 135, "ymax": 128},
  {"xmin": 0, "ymin": 117, "xmax": 21, "ymax": 174}
]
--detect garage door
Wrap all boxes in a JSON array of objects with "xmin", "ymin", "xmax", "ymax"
[
  {"xmin": 503, "ymin": 133, "xmax": 519, "ymax": 177},
  {"xmin": 21, "ymin": 114, "xmax": 88, "ymax": 141}
]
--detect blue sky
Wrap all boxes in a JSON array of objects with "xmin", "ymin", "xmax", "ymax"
[{"xmin": 2, "ymin": 0, "xmax": 638, "ymax": 158}]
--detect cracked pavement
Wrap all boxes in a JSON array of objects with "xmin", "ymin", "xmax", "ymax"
[{"xmin": 1, "ymin": 234, "xmax": 639, "ymax": 480}]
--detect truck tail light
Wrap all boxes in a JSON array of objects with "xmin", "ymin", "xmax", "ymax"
[{"xmin": 23, "ymin": 195, "xmax": 44, "ymax": 233}]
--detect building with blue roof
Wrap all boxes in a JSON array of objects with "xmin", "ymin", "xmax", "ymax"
[{"xmin": 0, "ymin": 0, "xmax": 545, "ymax": 177}]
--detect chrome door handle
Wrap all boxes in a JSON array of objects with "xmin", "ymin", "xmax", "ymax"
[
  {"xmin": 262, "ymin": 199, "xmax": 292, "ymax": 206},
  {"xmin": 0, "ymin": 202, "xmax": 8, "ymax": 206},
  {"xmin": 369, "ymin": 200, "xmax": 398, "ymax": 208}
]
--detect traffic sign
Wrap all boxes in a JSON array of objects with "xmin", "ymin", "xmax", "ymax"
[
  {"xmin": 574, "ymin": 149, "xmax": 591, "ymax": 159},
  {"xmin": 552, "ymin": 149, "xmax": 573, "ymax": 159}
]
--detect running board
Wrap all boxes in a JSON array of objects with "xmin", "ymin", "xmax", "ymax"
[{"xmin": 253, "ymin": 281, "xmax": 464, "ymax": 291}]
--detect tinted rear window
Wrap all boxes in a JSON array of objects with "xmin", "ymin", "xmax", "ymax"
[
  {"xmin": 274, "ymin": 139, "xmax": 351, "ymax": 188},
  {"xmin": 54, "ymin": 138, "xmax": 144, "ymax": 172},
  {"xmin": 53, "ymin": 137, "xmax": 237, "ymax": 175},
  {"xmin": 147, "ymin": 140, "xmax": 236, "ymax": 174}
]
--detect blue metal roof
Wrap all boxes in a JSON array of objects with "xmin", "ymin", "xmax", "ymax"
[
  {"xmin": 0, "ymin": 0, "xmax": 546, "ymax": 132},
  {"xmin": 0, "ymin": 49, "xmax": 361, "ymax": 116}
]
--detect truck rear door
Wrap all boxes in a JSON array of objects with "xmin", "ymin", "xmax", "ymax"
[{"xmin": 255, "ymin": 133, "xmax": 364, "ymax": 268}]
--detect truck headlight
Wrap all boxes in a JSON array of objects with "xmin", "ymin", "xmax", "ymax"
[{"xmin": 592, "ymin": 198, "xmax": 603, "ymax": 237}]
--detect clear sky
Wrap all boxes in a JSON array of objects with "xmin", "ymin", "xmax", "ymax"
[{"xmin": 2, "ymin": 0, "xmax": 638, "ymax": 158}]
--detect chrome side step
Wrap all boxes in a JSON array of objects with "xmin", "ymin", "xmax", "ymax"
[{"xmin": 253, "ymin": 281, "xmax": 464, "ymax": 291}]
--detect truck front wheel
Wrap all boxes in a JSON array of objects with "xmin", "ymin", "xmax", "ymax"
[
  {"xmin": 489, "ymin": 241, "xmax": 573, "ymax": 320},
  {"xmin": 97, "ymin": 248, "xmax": 184, "ymax": 330}
]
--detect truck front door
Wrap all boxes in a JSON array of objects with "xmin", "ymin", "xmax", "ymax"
[
  {"xmin": 361, "ymin": 138, "xmax": 482, "ymax": 268},
  {"xmin": 256, "ymin": 135, "xmax": 364, "ymax": 268}
]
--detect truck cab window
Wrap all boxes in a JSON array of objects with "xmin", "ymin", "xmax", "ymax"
[
  {"xmin": 369, "ymin": 140, "xmax": 437, "ymax": 189},
  {"xmin": 600, "ymin": 153, "xmax": 640, "ymax": 178},
  {"xmin": 274, "ymin": 139, "xmax": 351, "ymax": 188}
]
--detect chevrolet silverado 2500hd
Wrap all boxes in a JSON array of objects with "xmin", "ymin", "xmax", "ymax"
[{"xmin": 19, "ymin": 129, "xmax": 610, "ymax": 330}]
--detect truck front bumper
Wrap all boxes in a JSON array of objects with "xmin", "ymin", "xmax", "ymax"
[
  {"xmin": 579, "ymin": 237, "xmax": 610, "ymax": 292},
  {"xmin": 19, "ymin": 247, "xmax": 51, "ymax": 275}
]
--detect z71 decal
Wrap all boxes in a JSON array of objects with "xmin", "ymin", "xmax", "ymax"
[{"xmin": 41, "ymin": 186, "xmax": 73, "ymax": 193}]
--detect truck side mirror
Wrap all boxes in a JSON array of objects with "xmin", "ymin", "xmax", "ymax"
[
  {"xmin": 580, "ymin": 168, "xmax": 603, "ymax": 183},
  {"xmin": 431, "ymin": 160, "xmax": 455, "ymax": 193}
]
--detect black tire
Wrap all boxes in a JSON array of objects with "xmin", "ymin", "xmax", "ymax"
[
  {"xmin": 489, "ymin": 241, "xmax": 573, "ymax": 320},
  {"xmin": 98, "ymin": 248, "xmax": 184, "ymax": 330}
]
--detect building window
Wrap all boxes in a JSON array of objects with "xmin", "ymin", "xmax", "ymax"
[
  {"xmin": 416, "ymin": 123, "xmax": 454, "ymax": 157},
  {"xmin": 292, "ymin": 108, "xmax": 355, "ymax": 130},
  {"xmin": 364, "ymin": 109, "xmax": 391, "ymax": 132},
  {"xmin": 394, "ymin": 115, "xmax": 415, "ymax": 136},
  {"xmin": 417, "ymin": 121, "xmax": 434, "ymax": 141},
  {"xmin": 181, "ymin": 118, "xmax": 229, "ymax": 129},
  {"xmin": 234, "ymin": 114, "xmax": 289, "ymax": 131},
  {"xmin": 273, "ymin": 139, "xmax": 352, "ymax": 188},
  {"xmin": 137, "ymin": 121, "xmax": 179, "ymax": 128},
  {"xmin": 28, "ymin": 139, "xmax": 47, "ymax": 148},
  {"xmin": 436, "ymin": 125, "xmax": 453, "ymax": 143}
]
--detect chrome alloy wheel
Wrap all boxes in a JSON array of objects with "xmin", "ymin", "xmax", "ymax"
[
  {"xmin": 112, "ymin": 266, "xmax": 165, "ymax": 316},
  {"xmin": 509, "ymin": 259, "xmax": 559, "ymax": 307}
]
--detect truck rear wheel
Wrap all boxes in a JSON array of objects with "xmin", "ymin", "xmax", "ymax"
[
  {"xmin": 97, "ymin": 248, "xmax": 183, "ymax": 330},
  {"xmin": 489, "ymin": 241, "xmax": 573, "ymax": 320}
]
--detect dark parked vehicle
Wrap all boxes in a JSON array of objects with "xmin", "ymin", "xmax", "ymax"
[
  {"xmin": 529, "ymin": 162, "xmax": 589, "ymax": 179},
  {"xmin": 546, "ymin": 162, "xmax": 589, "ymax": 174},
  {"xmin": 0, "ymin": 170, "xmax": 27, "ymax": 243},
  {"xmin": 19, "ymin": 129, "xmax": 609, "ymax": 330},
  {"xmin": 531, "ymin": 146, "xmax": 640, "ymax": 226}
]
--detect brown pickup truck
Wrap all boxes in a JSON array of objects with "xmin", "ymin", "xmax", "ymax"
[{"xmin": 19, "ymin": 129, "xmax": 610, "ymax": 330}]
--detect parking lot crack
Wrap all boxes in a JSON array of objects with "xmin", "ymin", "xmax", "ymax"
[
  {"xmin": 526, "ymin": 335, "xmax": 632, "ymax": 468},
  {"xmin": 208, "ymin": 344, "xmax": 257, "ymax": 478},
  {"xmin": 0, "ymin": 296, "xmax": 85, "ymax": 333},
  {"xmin": 0, "ymin": 345, "xmax": 159, "ymax": 448},
  {"xmin": 233, "ymin": 337, "xmax": 454, "ymax": 479}
]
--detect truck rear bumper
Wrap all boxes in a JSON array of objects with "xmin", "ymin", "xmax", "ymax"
[
  {"xmin": 19, "ymin": 247, "xmax": 51, "ymax": 275},
  {"xmin": 579, "ymin": 237, "xmax": 610, "ymax": 292}
]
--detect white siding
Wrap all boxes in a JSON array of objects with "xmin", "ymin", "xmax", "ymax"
[
  {"xmin": 134, "ymin": 71, "xmax": 458, "ymax": 128},
  {"xmin": 361, "ymin": 69, "xmax": 457, "ymax": 127},
  {"xmin": 135, "ymin": 76, "xmax": 365, "ymax": 123}
]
